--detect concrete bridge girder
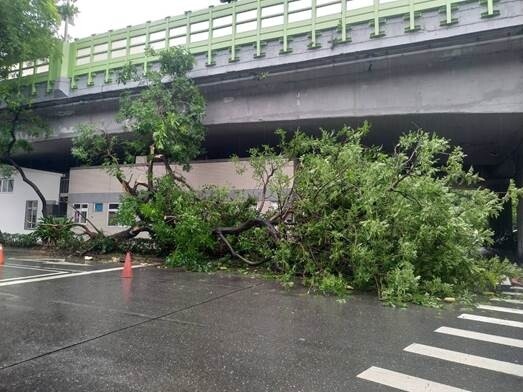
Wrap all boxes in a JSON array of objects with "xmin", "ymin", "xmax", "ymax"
[{"xmin": 26, "ymin": 31, "xmax": 523, "ymax": 171}]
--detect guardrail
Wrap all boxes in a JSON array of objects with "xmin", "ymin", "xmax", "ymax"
[{"xmin": 3, "ymin": 0, "xmax": 499, "ymax": 93}]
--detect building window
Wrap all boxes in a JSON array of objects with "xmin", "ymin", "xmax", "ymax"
[
  {"xmin": 107, "ymin": 203, "xmax": 121, "ymax": 226},
  {"xmin": 108, "ymin": 203, "xmax": 120, "ymax": 226},
  {"xmin": 0, "ymin": 178, "xmax": 14, "ymax": 193},
  {"xmin": 24, "ymin": 200, "xmax": 38, "ymax": 230},
  {"xmin": 73, "ymin": 203, "xmax": 88, "ymax": 223}
]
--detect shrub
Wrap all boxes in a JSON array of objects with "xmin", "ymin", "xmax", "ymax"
[
  {"xmin": 117, "ymin": 177, "xmax": 257, "ymax": 266},
  {"xmin": 0, "ymin": 232, "xmax": 39, "ymax": 248},
  {"xmin": 34, "ymin": 216, "xmax": 77, "ymax": 248}
]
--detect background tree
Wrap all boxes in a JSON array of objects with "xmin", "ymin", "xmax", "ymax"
[
  {"xmin": 1, "ymin": 1, "xmax": 78, "ymax": 218},
  {"xmin": 0, "ymin": 86, "xmax": 50, "ymax": 217},
  {"xmin": 0, "ymin": 0, "xmax": 60, "ymax": 80},
  {"xmin": 57, "ymin": 0, "xmax": 78, "ymax": 40},
  {"xmin": 72, "ymin": 47, "xmax": 207, "ymax": 240}
]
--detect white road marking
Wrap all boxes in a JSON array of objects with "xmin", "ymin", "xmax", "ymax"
[
  {"xmin": 491, "ymin": 297, "xmax": 523, "ymax": 305},
  {"xmin": 477, "ymin": 304, "xmax": 523, "ymax": 315},
  {"xmin": 4, "ymin": 263, "xmax": 78, "ymax": 272},
  {"xmin": 0, "ymin": 271, "xmax": 68, "ymax": 283},
  {"xmin": 42, "ymin": 260, "xmax": 90, "ymax": 267},
  {"xmin": 1, "ymin": 264, "xmax": 66, "ymax": 273},
  {"xmin": 504, "ymin": 292, "xmax": 523, "ymax": 297},
  {"xmin": 8, "ymin": 257, "xmax": 66, "ymax": 263},
  {"xmin": 357, "ymin": 366, "xmax": 470, "ymax": 392},
  {"xmin": 435, "ymin": 326, "xmax": 523, "ymax": 348},
  {"xmin": 458, "ymin": 314, "xmax": 523, "ymax": 328},
  {"xmin": 404, "ymin": 343, "xmax": 523, "ymax": 377},
  {"xmin": 0, "ymin": 265, "xmax": 147, "ymax": 287},
  {"xmin": 510, "ymin": 286, "xmax": 523, "ymax": 291}
]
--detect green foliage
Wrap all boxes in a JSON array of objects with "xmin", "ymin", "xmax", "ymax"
[
  {"xmin": 117, "ymin": 176, "xmax": 256, "ymax": 268},
  {"xmin": 381, "ymin": 262, "xmax": 420, "ymax": 306},
  {"xmin": 469, "ymin": 257, "xmax": 523, "ymax": 292},
  {"xmin": 0, "ymin": 232, "xmax": 39, "ymax": 248},
  {"xmin": 0, "ymin": 89, "xmax": 49, "ymax": 157},
  {"xmin": 56, "ymin": 0, "xmax": 78, "ymax": 24},
  {"xmin": 0, "ymin": 0, "xmax": 58, "ymax": 218},
  {"xmin": 34, "ymin": 216, "xmax": 77, "ymax": 248},
  {"xmin": 71, "ymin": 124, "xmax": 117, "ymax": 166},
  {"xmin": 0, "ymin": 0, "xmax": 60, "ymax": 80},
  {"xmin": 235, "ymin": 124, "xmax": 521, "ymax": 304},
  {"xmin": 306, "ymin": 272, "xmax": 350, "ymax": 297},
  {"xmin": 0, "ymin": 88, "xmax": 50, "ymax": 218},
  {"xmin": 421, "ymin": 277, "xmax": 455, "ymax": 298},
  {"xmin": 74, "ymin": 47, "xmax": 205, "ymax": 170},
  {"xmin": 117, "ymin": 47, "xmax": 206, "ymax": 168}
]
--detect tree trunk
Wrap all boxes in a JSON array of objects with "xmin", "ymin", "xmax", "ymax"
[{"xmin": 7, "ymin": 157, "xmax": 48, "ymax": 218}]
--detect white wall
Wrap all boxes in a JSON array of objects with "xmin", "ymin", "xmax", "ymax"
[
  {"xmin": 0, "ymin": 168, "xmax": 62, "ymax": 234},
  {"xmin": 68, "ymin": 159, "xmax": 294, "ymax": 235}
]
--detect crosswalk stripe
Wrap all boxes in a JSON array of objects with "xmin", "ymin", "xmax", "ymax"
[
  {"xmin": 491, "ymin": 297, "xmax": 523, "ymax": 305},
  {"xmin": 404, "ymin": 343, "xmax": 523, "ymax": 377},
  {"xmin": 458, "ymin": 314, "xmax": 523, "ymax": 328},
  {"xmin": 510, "ymin": 286, "xmax": 523, "ymax": 291},
  {"xmin": 435, "ymin": 326, "xmax": 523, "ymax": 348},
  {"xmin": 504, "ymin": 292, "xmax": 523, "ymax": 297},
  {"xmin": 357, "ymin": 366, "xmax": 470, "ymax": 392},
  {"xmin": 477, "ymin": 304, "xmax": 523, "ymax": 315}
]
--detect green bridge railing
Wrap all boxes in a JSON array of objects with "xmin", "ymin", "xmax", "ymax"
[{"xmin": 5, "ymin": 0, "xmax": 499, "ymax": 93}]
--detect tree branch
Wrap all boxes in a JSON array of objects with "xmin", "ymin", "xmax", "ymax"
[{"xmin": 213, "ymin": 218, "xmax": 279, "ymax": 266}]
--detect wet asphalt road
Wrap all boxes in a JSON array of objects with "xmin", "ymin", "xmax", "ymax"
[{"xmin": 0, "ymin": 255, "xmax": 522, "ymax": 391}]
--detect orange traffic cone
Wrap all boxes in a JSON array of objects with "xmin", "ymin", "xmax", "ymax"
[
  {"xmin": 121, "ymin": 251, "xmax": 133, "ymax": 278},
  {"xmin": 0, "ymin": 244, "xmax": 4, "ymax": 266}
]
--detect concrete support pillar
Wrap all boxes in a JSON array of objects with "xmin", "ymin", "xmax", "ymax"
[{"xmin": 516, "ymin": 147, "xmax": 523, "ymax": 265}]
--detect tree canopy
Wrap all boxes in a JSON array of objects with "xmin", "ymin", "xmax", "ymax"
[
  {"xmin": 0, "ymin": 0, "xmax": 61, "ymax": 79},
  {"xmin": 72, "ymin": 47, "xmax": 207, "ymax": 240},
  {"xmin": 0, "ymin": 1, "xmax": 79, "ymax": 218}
]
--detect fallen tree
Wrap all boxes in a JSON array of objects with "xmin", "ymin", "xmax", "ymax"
[{"xmin": 68, "ymin": 47, "xmax": 522, "ymax": 304}]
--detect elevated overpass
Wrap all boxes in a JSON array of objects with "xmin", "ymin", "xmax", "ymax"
[
  {"xmin": 3, "ymin": 0, "xmax": 523, "ymax": 255},
  {"xmin": 6, "ymin": 0, "xmax": 520, "ymax": 167}
]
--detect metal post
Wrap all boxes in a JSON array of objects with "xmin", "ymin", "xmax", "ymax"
[
  {"xmin": 341, "ymin": 0, "xmax": 348, "ymax": 42},
  {"xmin": 87, "ymin": 35, "xmax": 94, "ymax": 86},
  {"xmin": 311, "ymin": 0, "xmax": 317, "ymax": 48},
  {"xmin": 165, "ymin": 17, "xmax": 170, "ymax": 50},
  {"xmin": 516, "ymin": 147, "xmax": 523, "ymax": 265},
  {"xmin": 207, "ymin": 6, "xmax": 214, "ymax": 66},
  {"xmin": 255, "ymin": 0, "xmax": 263, "ymax": 57},
  {"xmin": 409, "ymin": 0, "xmax": 415, "ymax": 31},
  {"xmin": 144, "ymin": 21, "xmax": 150, "ymax": 74},
  {"xmin": 373, "ymin": 0, "xmax": 381, "ymax": 37},
  {"xmin": 185, "ymin": 11, "xmax": 192, "ymax": 49},
  {"xmin": 230, "ymin": 2, "xmax": 238, "ymax": 62},
  {"xmin": 106, "ymin": 30, "xmax": 112, "ymax": 83},
  {"xmin": 282, "ymin": 0, "xmax": 289, "ymax": 53},
  {"xmin": 487, "ymin": 0, "xmax": 494, "ymax": 16},
  {"xmin": 446, "ymin": 0, "xmax": 452, "ymax": 25}
]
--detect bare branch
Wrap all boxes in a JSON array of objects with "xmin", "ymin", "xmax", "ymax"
[{"xmin": 214, "ymin": 218, "xmax": 280, "ymax": 266}]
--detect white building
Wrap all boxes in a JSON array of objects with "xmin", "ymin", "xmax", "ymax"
[
  {"xmin": 68, "ymin": 159, "xmax": 294, "ymax": 235},
  {"xmin": 0, "ymin": 168, "xmax": 62, "ymax": 234}
]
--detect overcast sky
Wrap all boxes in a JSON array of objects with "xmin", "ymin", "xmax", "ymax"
[{"xmin": 68, "ymin": 0, "xmax": 222, "ymax": 39}]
